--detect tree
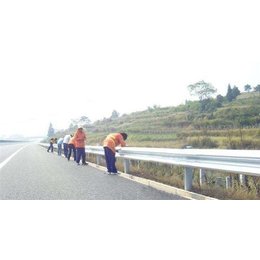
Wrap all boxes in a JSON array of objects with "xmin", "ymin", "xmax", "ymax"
[
  {"xmin": 254, "ymin": 84, "xmax": 260, "ymax": 95},
  {"xmin": 226, "ymin": 85, "xmax": 241, "ymax": 102},
  {"xmin": 71, "ymin": 116, "xmax": 91, "ymax": 126},
  {"xmin": 226, "ymin": 84, "xmax": 233, "ymax": 102},
  {"xmin": 79, "ymin": 116, "xmax": 91, "ymax": 125},
  {"xmin": 47, "ymin": 123, "xmax": 55, "ymax": 137},
  {"xmin": 216, "ymin": 94, "xmax": 224, "ymax": 103},
  {"xmin": 244, "ymin": 84, "xmax": 252, "ymax": 92},
  {"xmin": 187, "ymin": 80, "xmax": 217, "ymax": 100},
  {"xmin": 147, "ymin": 105, "xmax": 161, "ymax": 112},
  {"xmin": 69, "ymin": 123, "xmax": 75, "ymax": 129},
  {"xmin": 110, "ymin": 110, "xmax": 120, "ymax": 118},
  {"xmin": 232, "ymin": 86, "xmax": 241, "ymax": 99}
]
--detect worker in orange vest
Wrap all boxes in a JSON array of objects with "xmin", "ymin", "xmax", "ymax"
[
  {"xmin": 103, "ymin": 133, "xmax": 127, "ymax": 174},
  {"xmin": 67, "ymin": 135, "xmax": 77, "ymax": 161},
  {"xmin": 74, "ymin": 126, "xmax": 88, "ymax": 165}
]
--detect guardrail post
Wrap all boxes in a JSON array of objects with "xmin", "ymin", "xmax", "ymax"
[
  {"xmin": 226, "ymin": 176, "xmax": 231, "ymax": 188},
  {"xmin": 240, "ymin": 174, "xmax": 246, "ymax": 186},
  {"xmin": 184, "ymin": 167, "xmax": 193, "ymax": 191},
  {"xmin": 200, "ymin": 169, "xmax": 206, "ymax": 184},
  {"xmin": 97, "ymin": 155, "xmax": 101, "ymax": 166},
  {"xmin": 124, "ymin": 159, "xmax": 130, "ymax": 174},
  {"xmin": 216, "ymin": 177, "xmax": 222, "ymax": 187}
]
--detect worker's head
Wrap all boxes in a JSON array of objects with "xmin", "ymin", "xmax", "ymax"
[
  {"xmin": 78, "ymin": 126, "xmax": 84, "ymax": 132},
  {"xmin": 120, "ymin": 133, "xmax": 128, "ymax": 141}
]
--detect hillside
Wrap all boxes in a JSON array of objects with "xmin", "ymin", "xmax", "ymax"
[{"xmin": 49, "ymin": 91, "xmax": 260, "ymax": 150}]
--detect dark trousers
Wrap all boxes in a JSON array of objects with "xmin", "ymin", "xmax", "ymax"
[
  {"xmin": 63, "ymin": 143, "xmax": 69, "ymax": 157},
  {"xmin": 57, "ymin": 144, "xmax": 62, "ymax": 155},
  {"xmin": 68, "ymin": 144, "xmax": 76, "ymax": 161},
  {"xmin": 47, "ymin": 143, "xmax": 53, "ymax": 152},
  {"xmin": 104, "ymin": 147, "xmax": 117, "ymax": 173},
  {"xmin": 76, "ymin": 147, "xmax": 86, "ymax": 164}
]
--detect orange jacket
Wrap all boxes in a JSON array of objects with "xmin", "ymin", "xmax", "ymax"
[
  {"xmin": 103, "ymin": 133, "xmax": 126, "ymax": 153},
  {"xmin": 74, "ymin": 130, "xmax": 86, "ymax": 148},
  {"xmin": 69, "ymin": 136, "xmax": 77, "ymax": 147}
]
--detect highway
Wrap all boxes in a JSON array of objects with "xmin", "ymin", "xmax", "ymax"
[{"xmin": 0, "ymin": 143, "xmax": 187, "ymax": 200}]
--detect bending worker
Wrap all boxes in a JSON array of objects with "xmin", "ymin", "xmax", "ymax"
[
  {"xmin": 103, "ymin": 133, "xmax": 128, "ymax": 175},
  {"xmin": 67, "ymin": 135, "xmax": 76, "ymax": 161},
  {"xmin": 47, "ymin": 138, "xmax": 55, "ymax": 153}
]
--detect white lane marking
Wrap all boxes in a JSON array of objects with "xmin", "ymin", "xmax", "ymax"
[{"xmin": 0, "ymin": 144, "xmax": 31, "ymax": 170}]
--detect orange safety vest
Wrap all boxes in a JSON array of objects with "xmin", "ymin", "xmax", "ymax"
[
  {"xmin": 103, "ymin": 133, "xmax": 126, "ymax": 153},
  {"xmin": 69, "ymin": 136, "xmax": 77, "ymax": 147},
  {"xmin": 74, "ymin": 130, "xmax": 86, "ymax": 148}
]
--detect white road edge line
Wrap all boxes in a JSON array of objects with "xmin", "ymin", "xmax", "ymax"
[{"xmin": 0, "ymin": 144, "xmax": 32, "ymax": 170}]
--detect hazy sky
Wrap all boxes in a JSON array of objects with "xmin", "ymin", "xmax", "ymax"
[{"xmin": 1, "ymin": 0, "xmax": 259, "ymax": 137}]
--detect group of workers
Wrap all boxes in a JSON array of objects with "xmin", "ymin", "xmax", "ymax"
[{"xmin": 47, "ymin": 126, "xmax": 128, "ymax": 175}]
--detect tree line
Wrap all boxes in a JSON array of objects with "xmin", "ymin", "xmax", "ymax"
[{"xmin": 187, "ymin": 81, "xmax": 260, "ymax": 112}]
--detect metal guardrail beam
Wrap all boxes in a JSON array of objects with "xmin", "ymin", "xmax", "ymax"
[
  {"xmin": 119, "ymin": 147, "xmax": 260, "ymax": 175},
  {"xmin": 39, "ymin": 143, "xmax": 260, "ymax": 191},
  {"xmin": 84, "ymin": 146, "xmax": 260, "ymax": 176}
]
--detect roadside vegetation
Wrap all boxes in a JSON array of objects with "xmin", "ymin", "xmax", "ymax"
[{"xmin": 45, "ymin": 83, "xmax": 260, "ymax": 200}]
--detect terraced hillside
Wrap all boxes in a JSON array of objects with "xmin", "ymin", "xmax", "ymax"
[{"xmin": 47, "ymin": 92, "xmax": 260, "ymax": 150}]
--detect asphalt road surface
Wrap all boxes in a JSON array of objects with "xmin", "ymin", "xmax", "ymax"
[{"xmin": 0, "ymin": 143, "xmax": 187, "ymax": 200}]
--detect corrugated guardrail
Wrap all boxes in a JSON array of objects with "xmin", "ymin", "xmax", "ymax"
[{"xmin": 39, "ymin": 143, "xmax": 260, "ymax": 191}]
